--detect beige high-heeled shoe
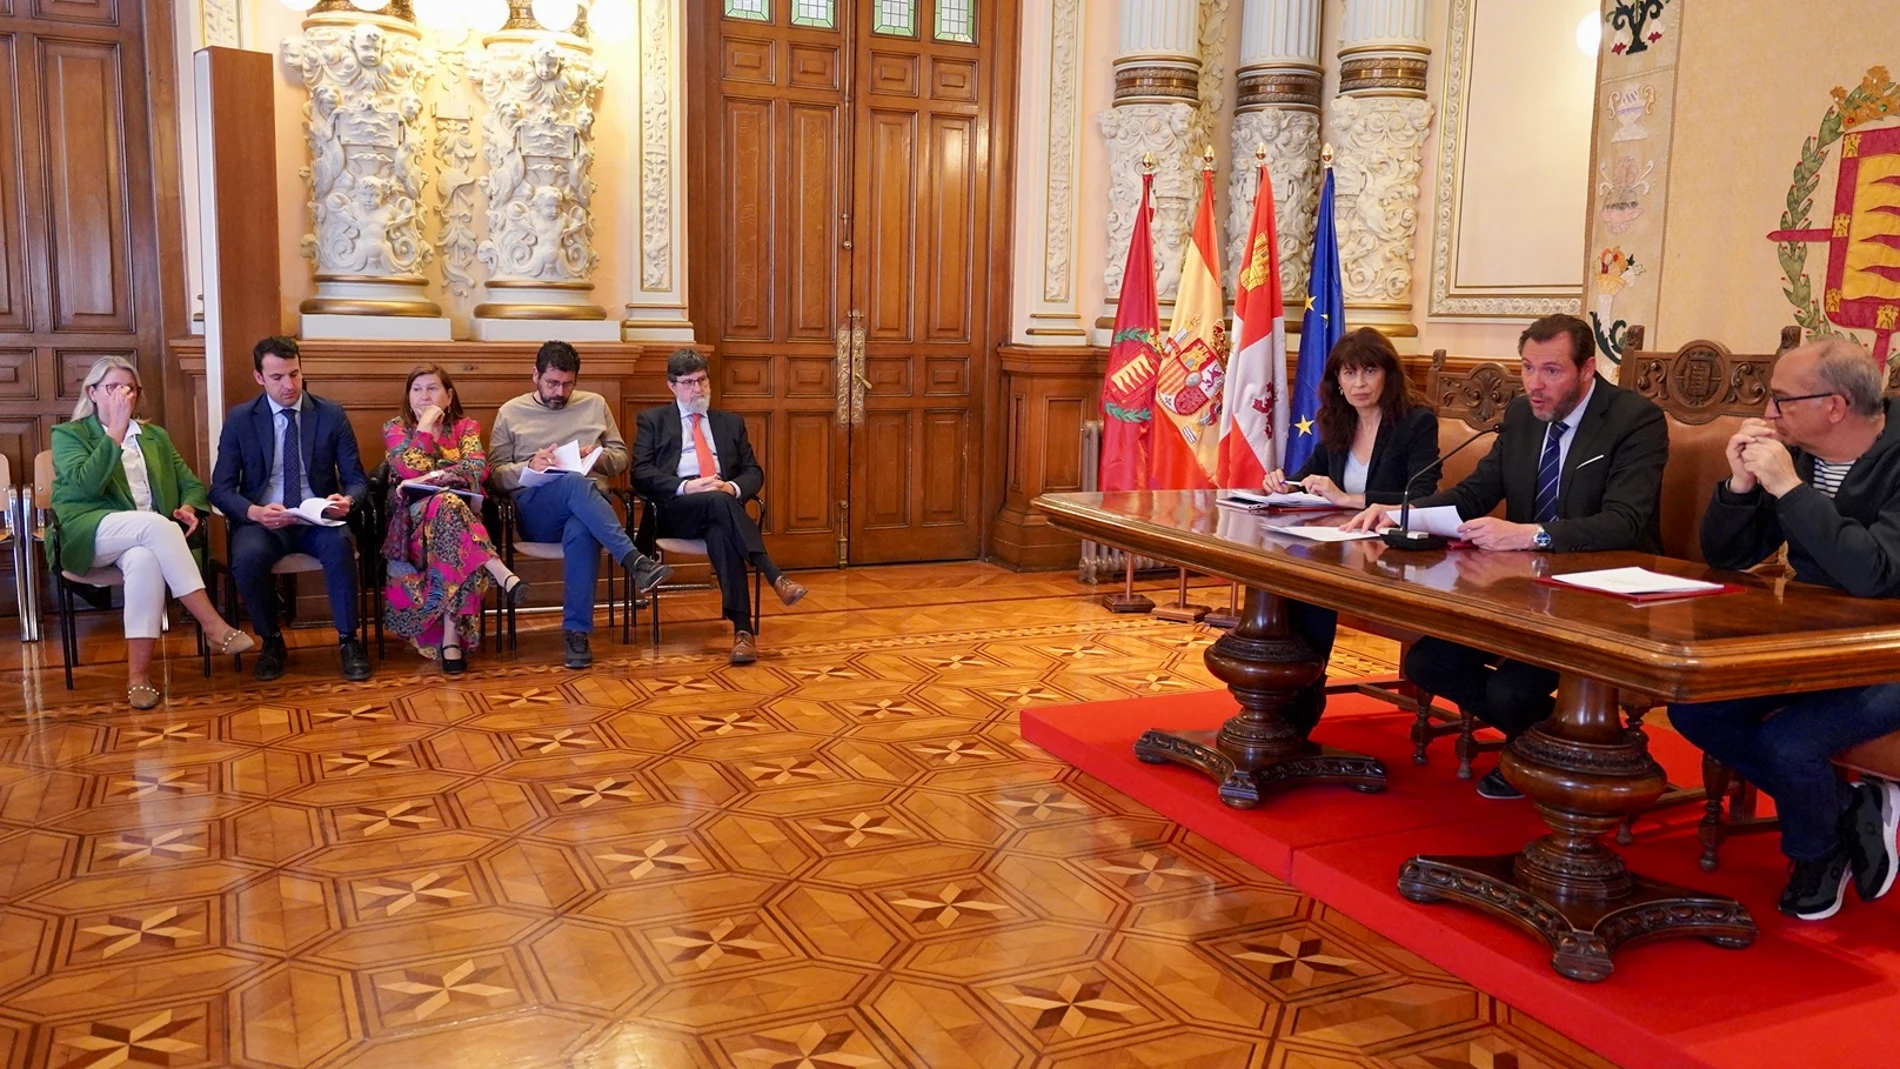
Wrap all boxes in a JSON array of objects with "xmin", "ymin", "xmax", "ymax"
[{"xmin": 214, "ymin": 629, "xmax": 256, "ymax": 656}]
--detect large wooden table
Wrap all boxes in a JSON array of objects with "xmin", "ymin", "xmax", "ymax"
[{"xmin": 1034, "ymin": 490, "xmax": 1900, "ymax": 981}]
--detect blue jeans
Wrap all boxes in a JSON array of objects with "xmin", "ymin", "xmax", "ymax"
[
  {"xmin": 230, "ymin": 522, "xmax": 358, "ymax": 638},
  {"xmin": 515, "ymin": 475, "xmax": 634, "ymax": 633},
  {"xmin": 1669, "ymin": 683, "xmax": 1900, "ymax": 861}
]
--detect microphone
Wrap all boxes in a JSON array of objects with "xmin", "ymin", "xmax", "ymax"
[{"xmin": 1380, "ymin": 426, "xmax": 1497, "ymax": 550}]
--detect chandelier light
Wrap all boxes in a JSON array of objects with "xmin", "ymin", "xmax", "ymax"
[{"xmin": 530, "ymin": 0, "xmax": 581, "ymax": 33}]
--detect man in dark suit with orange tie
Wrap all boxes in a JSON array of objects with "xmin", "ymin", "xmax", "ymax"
[{"xmin": 632, "ymin": 349, "xmax": 806, "ymax": 664}]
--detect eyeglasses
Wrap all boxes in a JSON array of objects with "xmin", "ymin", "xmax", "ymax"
[
  {"xmin": 672, "ymin": 375, "xmax": 711, "ymax": 390},
  {"xmin": 1767, "ymin": 391, "xmax": 1837, "ymax": 412}
]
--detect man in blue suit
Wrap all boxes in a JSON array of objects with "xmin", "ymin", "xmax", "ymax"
[{"xmin": 211, "ymin": 336, "xmax": 372, "ymax": 682}]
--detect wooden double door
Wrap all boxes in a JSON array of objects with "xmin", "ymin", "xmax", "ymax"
[{"xmin": 688, "ymin": 0, "xmax": 1015, "ymax": 568}]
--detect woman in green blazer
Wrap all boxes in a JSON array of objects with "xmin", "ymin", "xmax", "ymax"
[{"xmin": 51, "ymin": 356, "xmax": 254, "ymax": 707}]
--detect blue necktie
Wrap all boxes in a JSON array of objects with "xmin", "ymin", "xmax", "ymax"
[
  {"xmin": 282, "ymin": 408, "xmax": 303, "ymax": 505},
  {"xmin": 1534, "ymin": 421, "xmax": 1565, "ymax": 524}
]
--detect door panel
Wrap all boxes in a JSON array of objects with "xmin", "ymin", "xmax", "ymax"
[
  {"xmin": 693, "ymin": 0, "xmax": 1010, "ymax": 567},
  {"xmin": 0, "ymin": 36, "xmax": 27, "ymax": 333},
  {"xmin": 40, "ymin": 37, "xmax": 131, "ymax": 334}
]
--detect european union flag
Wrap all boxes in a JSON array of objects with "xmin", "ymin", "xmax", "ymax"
[{"xmin": 1284, "ymin": 167, "xmax": 1343, "ymax": 475}]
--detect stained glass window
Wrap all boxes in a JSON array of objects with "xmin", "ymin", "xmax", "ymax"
[
  {"xmin": 791, "ymin": 0, "xmax": 835, "ymax": 28},
  {"xmin": 872, "ymin": 0, "xmax": 916, "ymax": 36},
  {"xmin": 934, "ymin": 0, "xmax": 974, "ymax": 43},
  {"xmin": 724, "ymin": 0, "xmax": 769, "ymax": 21}
]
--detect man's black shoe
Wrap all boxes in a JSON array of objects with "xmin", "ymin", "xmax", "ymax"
[
  {"xmin": 254, "ymin": 636, "xmax": 287, "ymax": 682},
  {"xmin": 564, "ymin": 630, "xmax": 593, "ymax": 669},
  {"xmin": 1475, "ymin": 767, "xmax": 1524, "ymax": 800},
  {"xmin": 1780, "ymin": 847, "xmax": 1853, "ymax": 921},
  {"xmin": 628, "ymin": 554, "xmax": 674, "ymax": 596},
  {"xmin": 1844, "ymin": 777, "xmax": 1900, "ymax": 902},
  {"xmin": 339, "ymin": 637, "xmax": 373, "ymax": 682}
]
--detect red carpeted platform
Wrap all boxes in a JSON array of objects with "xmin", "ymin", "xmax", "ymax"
[{"xmin": 1021, "ymin": 690, "xmax": 1900, "ymax": 1069}]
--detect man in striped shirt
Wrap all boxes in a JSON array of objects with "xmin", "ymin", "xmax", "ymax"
[{"xmin": 1672, "ymin": 337, "xmax": 1900, "ymax": 921}]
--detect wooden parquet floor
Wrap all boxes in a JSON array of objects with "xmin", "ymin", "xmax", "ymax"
[{"xmin": 0, "ymin": 564, "xmax": 1618, "ymax": 1068}]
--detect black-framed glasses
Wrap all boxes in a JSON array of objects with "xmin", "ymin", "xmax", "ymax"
[{"xmin": 1767, "ymin": 391, "xmax": 1837, "ymax": 411}]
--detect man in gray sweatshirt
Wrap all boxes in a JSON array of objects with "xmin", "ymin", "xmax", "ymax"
[{"xmin": 490, "ymin": 341, "xmax": 671, "ymax": 668}]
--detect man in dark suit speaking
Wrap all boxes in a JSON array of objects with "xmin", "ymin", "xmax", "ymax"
[
  {"xmin": 633, "ymin": 349, "xmax": 806, "ymax": 665},
  {"xmin": 211, "ymin": 335, "xmax": 373, "ymax": 682},
  {"xmin": 1345, "ymin": 313, "xmax": 1669, "ymax": 798}
]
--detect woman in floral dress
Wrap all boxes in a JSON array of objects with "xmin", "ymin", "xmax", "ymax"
[{"xmin": 382, "ymin": 365, "xmax": 527, "ymax": 672}]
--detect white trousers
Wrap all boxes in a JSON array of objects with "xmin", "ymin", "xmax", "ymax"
[{"xmin": 91, "ymin": 511, "xmax": 205, "ymax": 640}]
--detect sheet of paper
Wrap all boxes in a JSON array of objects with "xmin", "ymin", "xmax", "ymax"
[
  {"xmin": 290, "ymin": 497, "xmax": 347, "ymax": 526},
  {"xmin": 1382, "ymin": 504, "xmax": 1463, "ymax": 539},
  {"xmin": 1221, "ymin": 489, "xmax": 1336, "ymax": 509},
  {"xmin": 1267, "ymin": 525, "xmax": 1380, "ymax": 542},
  {"xmin": 518, "ymin": 465, "xmax": 558, "ymax": 487},
  {"xmin": 1547, "ymin": 567, "xmax": 1725, "ymax": 596},
  {"xmin": 552, "ymin": 440, "xmax": 602, "ymax": 477}
]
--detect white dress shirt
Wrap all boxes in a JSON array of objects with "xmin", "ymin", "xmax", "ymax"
[
  {"xmin": 266, "ymin": 395, "xmax": 313, "ymax": 506},
  {"xmin": 1543, "ymin": 376, "xmax": 1598, "ymax": 475},
  {"xmin": 119, "ymin": 420, "xmax": 155, "ymax": 512}
]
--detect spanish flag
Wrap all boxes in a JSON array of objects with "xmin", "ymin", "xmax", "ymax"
[{"xmin": 1150, "ymin": 164, "xmax": 1228, "ymax": 490}]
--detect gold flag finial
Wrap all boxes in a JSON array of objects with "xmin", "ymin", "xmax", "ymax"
[
  {"xmin": 1321, "ymin": 142, "xmax": 1334, "ymax": 167},
  {"xmin": 1254, "ymin": 142, "xmax": 1268, "ymax": 165},
  {"xmin": 1140, "ymin": 152, "xmax": 1156, "ymax": 174},
  {"xmin": 1202, "ymin": 144, "xmax": 1216, "ymax": 172}
]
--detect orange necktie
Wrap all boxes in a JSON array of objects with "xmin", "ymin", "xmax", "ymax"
[{"xmin": 690, "ymin": 412, "xmax": 719, "ymax": 479}]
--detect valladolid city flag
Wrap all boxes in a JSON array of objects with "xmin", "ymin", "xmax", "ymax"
[
  {"xmin": 1099, "ymin": 172, "xmax": 1162, "ymax": 492},
  {"xmin": 1216, "ymin": 158, "xmax": 1285, "ymax": 488},
  {"xmin": 1285, "ymin": 166, "xmax": 1344, "ymax": 475},
  {"xmin": 1151, "ymin": 165, "xmax": 1229, "ymax": 489}
]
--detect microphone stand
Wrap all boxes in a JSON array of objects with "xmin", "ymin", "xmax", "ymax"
[{"xmin": 1379, "ymin": 427, "xmax": 1496, "ymax": 551}]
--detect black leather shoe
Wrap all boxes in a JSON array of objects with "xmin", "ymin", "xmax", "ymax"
[
  {"xmin": 339, "ymin": 637, "xmax": 373, "ymax": 682},
  {"xmin": 627, "ymin": 554, "xmax": 674, "ymax": 595},
  {"xmin": 254, "ymin": 636, "xmax": 287, "ymax": 682},
  {"xmin": 1475, "ymin": 767, "xmax": 1524, "ymax": 800},
  {"xmin": 564, "ymin": 630, "xmax": 593, "ymax": 669},
  {"xmin": 441, "ymin": 644, "xmax": 467, "ymax": 676}
]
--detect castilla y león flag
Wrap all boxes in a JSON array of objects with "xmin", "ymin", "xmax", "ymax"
[
  {"xmin": 1216, "ymin": 157, "xmax": 1285, "ymax": 488},
  {"xmin": 1151, "ymin": 165, "xmax": 1228, "ymax": 490},
  {"xmin": 1100, "ymin": 172, "xmax": 1162, "ymax": 492}
]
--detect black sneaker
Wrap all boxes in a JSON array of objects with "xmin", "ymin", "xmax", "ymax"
[
  {"xmin": 564, "ymin": 630, "xmax": 593, "ymax": 669},
  {"xmin": 1475, "ymin": 767, "xmax": 1524, "ymax": 800},
  {"xmin": 254, "ymin": 636, "xmax": 287, "ymax": 682},
  {"xmin": 1780, "ymin": 846, "xmax": 1853, "ymax": 920},
  {"xmin": 1843, "ymin": 777, "xmax": 1900, "ymax": 902},
  {"xmin": 627, "ymin": 554, "xmax": 674, "ymax": 596},
  {"xmin": 338, "ymin": 637, "xmax": 373, "ymax": 682}
]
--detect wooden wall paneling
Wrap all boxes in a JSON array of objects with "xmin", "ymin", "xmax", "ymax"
[
  {"xmin": 198, "ymin": 47, "xmax": 281, "ymax": 433},
  {"xmin": 0, "ymin": 34, "xmax": 27, "ymax": 335},
  {"xmin": 30, "ymin": 0, "xmax": 118, "ymax": 25},
  {"xmin": 991, "ymin": 344, "xmax": 1103, "ymax": 570},
  {"xmin": 40, "ymin": 37, "xmax": 133, "ymax": 335}
]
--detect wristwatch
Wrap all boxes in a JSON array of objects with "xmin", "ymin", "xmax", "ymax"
[{"xmin": 1532, "ymin": 526, "xmax": 1553, "ymax": 551}]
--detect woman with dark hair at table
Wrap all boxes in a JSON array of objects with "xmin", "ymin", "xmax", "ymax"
[
  {"xmin": 1262, "ymin": 327, "xmax": 1440, "ymax": 734},
  {"xmin": 382, "ymin": 365, "xmax": 527, "ymax": 673},
  {"xmin": 51, "ymin": 355, "xmax": 255, "ymax": 708}
]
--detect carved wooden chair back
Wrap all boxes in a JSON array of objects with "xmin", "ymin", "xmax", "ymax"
[
  {"xmin": 1423, "ymin": 350, "xmax": 1524, "ymax": 491},
  {"xmin": 1617, "ymin": 325, "xmax": 1799, "ymax": 562}
]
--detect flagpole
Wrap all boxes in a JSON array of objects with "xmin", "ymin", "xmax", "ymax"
[
  {"xmin": 1103, "ymin": 151, "xmax": 1160, "ymax": 616},
  {"xmin": 1203, "ymin": 140, "xmax": 1275, "ymax": 634},
  {"xmin": 1154, "ymin": 145, "xmax": 1221, "ymax": 626}
]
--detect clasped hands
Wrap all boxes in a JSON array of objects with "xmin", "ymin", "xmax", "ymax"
[
  {"xmin": 1337, "ymin": 503, "xmax": 1544, "ymax": 551},
  {"xmin": 682, "ymin": 475, "xmax": 739, "ymax": 497},
  {"xmin": 1725, "ymin": 418, "xmax": 1799, "ymax": 496}
]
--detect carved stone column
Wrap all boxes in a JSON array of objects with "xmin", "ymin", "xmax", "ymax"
[
  {"xmin": 1099, "ymin": 0, "xmax": 1200, "ymax": 331},
  {"xmin": 1331, "ymin": 0, "xmax": 1433, "ymax": 339},
  {"xmin": 620, "ymin": 0, "xmax": 693, "ymax": 342},
  {"xmin": 1227, "ymin": 0, "xmax": 1322, "ymax": 307},
  {"xmin": 283, "ymin": 0, "xmax": 452, "ymax": 340},
  {"xmin": 469, "ymin": 1, "xmax": 616, "ymax": 341}
]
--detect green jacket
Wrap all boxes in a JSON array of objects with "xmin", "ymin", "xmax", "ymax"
[{"xmin": 50, "ymin": 416, "xmax": 210, "ymax": 573}]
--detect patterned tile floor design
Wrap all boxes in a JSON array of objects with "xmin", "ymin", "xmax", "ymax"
[{"xmin": 0, "ymin": 565, "xmax": 1620, "ymax": 1068}]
